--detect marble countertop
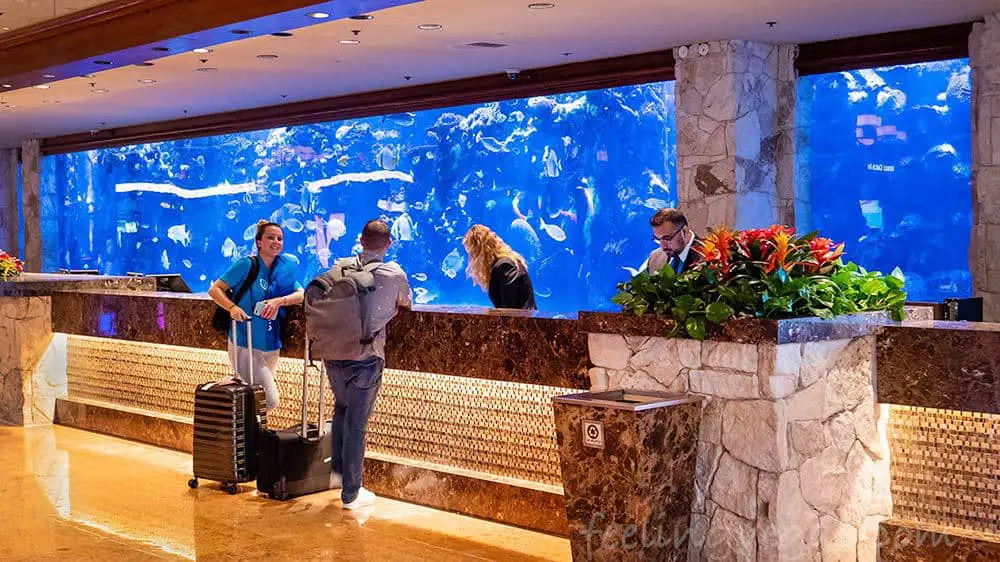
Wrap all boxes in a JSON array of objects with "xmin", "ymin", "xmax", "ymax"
[{"xmin": 0, "ymin": 273, "xmax": 156, "ymax": 296}]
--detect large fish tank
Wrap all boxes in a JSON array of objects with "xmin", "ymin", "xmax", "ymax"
[
  {"xmin": 41, "ymin": 82, "xmax": 678, "ymax": 313},
  {"xmin": 39, "ymin": 59, "xmax": 973, "ymax": 312}
]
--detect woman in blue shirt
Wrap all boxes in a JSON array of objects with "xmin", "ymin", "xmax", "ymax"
[{"xmin": 208, "ymin": 220, "xmax": 304, "ymax": 410}]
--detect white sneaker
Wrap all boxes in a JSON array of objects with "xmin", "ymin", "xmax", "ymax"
[
  {"xmin": 343, "ymin": 487, "xmax": 376, "ymax": 510},
  {"xmin": 329, "ymin": 472, "xmax": 343, "ymax": 489}
]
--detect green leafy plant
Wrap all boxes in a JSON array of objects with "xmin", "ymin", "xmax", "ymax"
[{"xmin": 612, "ymin": 225, "xmax": 906, "ymax": 339}]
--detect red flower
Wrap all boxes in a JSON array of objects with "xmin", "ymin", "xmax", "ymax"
[
  {"xmin": 807, "ymin": 237, "xmax": 844, "ymax": 272},
  {"xmin": 695, "ymin": 226, "xmax": 737, "ymax": 277}
]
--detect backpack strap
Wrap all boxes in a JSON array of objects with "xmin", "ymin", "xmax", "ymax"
[{"xmin": 232, "ymin": 256, "xmax": 260, "ymax": 309}]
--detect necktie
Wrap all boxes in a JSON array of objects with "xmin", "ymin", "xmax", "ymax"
[{"xmin": 670, "ymin": 255, "xmax": 681, "ymax": 274}]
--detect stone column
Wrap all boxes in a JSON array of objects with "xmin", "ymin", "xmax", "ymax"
[
  {"xmin": 588, "ymin": 334, "xmax": 891, "ymax": 561},
  {"xmin": 0, "ymin": 296, "xmax": 57, "ymax": 425},
  {"xmin": 970, "ymin": 13, "xmax": 1000, "ymax": 321},
  {"xmin": 674, "ymin": 41, "xmax": 798, "ymax": 233},
  {"xmin": 0, "ymin": 148, "xmax": 18, "ymax": 253},
  {"xmin": 20, "ymin": 138, "xmax": 41, "ymax": 272}
]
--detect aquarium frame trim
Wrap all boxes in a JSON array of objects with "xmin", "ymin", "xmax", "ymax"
[
  {"xmin": 797, "ymin": 22, "xmax": 973, "ymax": 76},
  {"xmin": 40, "ymin": 49, "xmax": 675, "ymax": 155}
]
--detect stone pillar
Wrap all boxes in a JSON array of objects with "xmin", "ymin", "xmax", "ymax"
[
  {"xmin": 674, "ymin": 41, "xmax": 798, "ymax": 233},
  {"xmin": 0, "ymin": 148, "xmax": 18, "ymax": 253},
  {"xmin": 0, "ymin": 296, "xmax": 58, "ymax": 425},
  {"xmin": 20, "ymin": 138, "xmax": 41, "ymax": 272},
  {"xmin": 588, "ymin": 334, "xmax": 891, "ymax": 561},
  {"xmin": 970, "ymin": 14, "xmax": 1000, "ymax": 321}
]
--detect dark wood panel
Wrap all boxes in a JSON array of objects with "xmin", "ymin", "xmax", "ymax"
[
  {"xmin": 42, "ymin": 49, "xmax": 675, "ymax": 154},
  {"xmin": 797, "ymin": 22, "xmax": 973, "ymax": 75},
  {"xmin": 0, "ymin": 0, "xmax": 417, "ymax": 91}
]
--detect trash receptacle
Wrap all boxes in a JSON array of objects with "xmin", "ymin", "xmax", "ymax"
[{"xmin": 552, "ymin": 390, "xmax": 703, "ymax": 562}]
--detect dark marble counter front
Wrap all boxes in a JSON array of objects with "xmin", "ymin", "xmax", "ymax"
[
  {"xmin": 877, "ymin": 321, "xmax": 1000, "ymax": 414},
  {"xmin": 578, "ymin": 310, "xmax": 888, "ymax": 344},
  {"xmin": 0, "ymin": 273, "xmax": 155, "ymax": 296},
  {"xmin": 50, "ymin": 291, "xmax": 589, "ymax": 389}
]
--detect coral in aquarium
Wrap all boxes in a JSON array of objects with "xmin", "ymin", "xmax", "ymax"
[
  {"xmin": 0, "ymin": 250, "xmax": 25, "ymax": 281},
  {"xmin": 612, "ymin": 225, "xmax": 907, "ymax": 340}
]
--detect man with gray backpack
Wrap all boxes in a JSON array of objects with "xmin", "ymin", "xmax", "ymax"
[{"xmin": 303, "ymin": 219, "xmax": 412, "ymax": 510}]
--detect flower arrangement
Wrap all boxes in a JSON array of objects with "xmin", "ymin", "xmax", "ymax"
[
  {"xmin": 612, "ymin": 225, "xmax": 907, "ymax": 339},
  {"xmin": 0, "ymin": 250, "xmax": 25, "ymax": 281}
]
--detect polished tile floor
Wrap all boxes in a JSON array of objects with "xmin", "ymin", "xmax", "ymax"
[{"xmin": 0, "ymin": 425, "xmax": 571, "ymax": 561}]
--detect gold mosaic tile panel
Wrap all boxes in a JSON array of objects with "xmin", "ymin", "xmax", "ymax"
[
  {"xmin": 65, "ymin": 336, "xmax": 568, "ymax": 487},
  {"xmin": 887, "ymin": 405, "xmax": 1000, "ymax": 535}
]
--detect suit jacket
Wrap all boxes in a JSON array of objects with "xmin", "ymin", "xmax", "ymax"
[{"xmin": 646, "ymin": 236, "xmax": 701, "ymax": 275}]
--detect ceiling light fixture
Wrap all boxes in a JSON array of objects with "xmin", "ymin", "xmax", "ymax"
[
  {"xmin": 193, "ymin": 48, "xmax": 213, "ymax": 54},
  {"xmin": 93, "ymin": 60, "xmax": 112, "ymax": 65},
  {"xmin": 92, "ymin": 89, "xmax": 109, "ymax": 94},
  {"xmin": 349, "ymin": 14, "xmax": 374, "ymax": 20},
  {"xmin": 1, "ymin": 84, "xmax": 11, "ymax": 89},
  {"xmin": 138, "ymin": 79, "xmax": 157, "ymax": 84},
  {"xmin": 152, "ymin": 46, "xmax": 170, "ymax": 52},
  {"xmin": 339, "ymin": 39, "xmax": 360, "ymax": 45},
  {"xmin": 766, "ymin": 21, "xmax": 777, "ymax": 27},
  {"xmin": 230, "ymin": 29, "xmax": 251, "ymax": 35},
  {"xmin": 257, "ymin": 54, "xmax": 279, "ymax": 60},
  {"xmin": 42, "ymin": 73, "xmax": 56, "ymax": 79},
  {"xmin": 306, "ymin": 11, "xmax": 331, "ymax": 19},
  {"xmin": 417, "ymin": 24, "xmax": 443, "ymax": 30},
  {"xmin": 528, "ymin": 2, "xmax": 555, "ymax": 8},
  {"xmin": 271, "ymin": 32, "xmax": 293, "ymax": 37},
  {"xmin": 135, "ymin": 62, "xmax": 154, "ymax": 67},
  {"xmin": 34, "ymin": 84, "xmax": 50, "ymax": 89},
  {"xmin": 195, "ymin": 67, "xmax": 218, "ymax": 72},
  {"xmin": 1, "ymin": 27, "xmax": 9, "ymax": 32}
]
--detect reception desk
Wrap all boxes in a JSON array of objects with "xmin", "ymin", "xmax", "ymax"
[{"xmin": 3, "ymin": 275, "xmax": 1000, "ymax": 559}]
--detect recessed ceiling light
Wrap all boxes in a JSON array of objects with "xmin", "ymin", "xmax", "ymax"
[
  {"xmin": 82, "ymin": 73, "xmax": 96, "ymax": 78},
  {"xmin": 230, "ymin": 29, "xmax": 251, "ymax": 35},
  {"xmin": 271, "ymin": 32, "xmax": 293, "ymax": 37},
  {"xmin": 92, "ymin": 89, "xmax": 109, "ymax": 94},
  {"xmin": 135, "ymin": 62, "xmax": 154, "ymax": 67},
  {"xmin": 1, "ymin": 26, "xmax": 10, "ymax": 31},
  {"xmin": 93, "ymin": 60, "xmax": 112, "ymax": 65},
  {"xmin": 528, "ymin": 2, "xmax": 555, "ymax": 8},
  {"xmin": 152, "ymin": 46, "xmax": 170, "ymax": 52},
  {"xmin": 2, "ymin": 84, "xmax": 12, "ymax": 88},
  {"xmin": 339, "ymin": 39, "xmax": 360, "ymax": 45},
  {"xmin": 257, "ymin": 54, "xmax": 279, "ymax": 60},
  {"xmin": 766, "ymin": 21, "xmax": 777, "ymax": 27},
  {"xmin": 34, "ymin": 84, "xmax": 50, "ymax": 89},
  {"xmin": 349, "ymin": 14, "xmax": 374, "ymax": 20},
  {"xmin": 417, "ymin": 24, "xmax": 443, "ymax": 30},
  {"xmin": 196, "ymin": 67, "xmax": 218, "ymax": 72},
  {"xmin": 138, "ymin": 79, "xmax": 157, "ymax": 84},
  {"xmin": 192, "ymin": 48, "xmax": 213, "ymax": 54},
  {"xmin": 306, "ymin": 11, "xmax": 331, "ymax": 19},
  {"xmin": 42, "ymin": 73, "xmax": 56, "ymax": 79}
]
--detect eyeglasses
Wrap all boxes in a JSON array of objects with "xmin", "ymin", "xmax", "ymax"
[{"xmin": 653, "ymin": 225, "xmax": 685, "ymax": 244}]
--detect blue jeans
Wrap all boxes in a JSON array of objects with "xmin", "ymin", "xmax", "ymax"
[{"xmin": 325, "ymin": 356, "xmax": 384, "ymax": 504}]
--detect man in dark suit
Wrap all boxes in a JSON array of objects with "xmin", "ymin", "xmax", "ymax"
[{"xmin": 645, "ymin": 208, "xmax": 699, "ymax": 275}]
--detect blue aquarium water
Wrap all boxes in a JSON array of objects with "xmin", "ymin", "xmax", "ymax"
[
  {"xmin": 799, "ymin": 59, "xmax": 973, "ymax": 302},
  {"xmin": 41, "ymin": 82, "xmax": 677, "ymax": 313}
]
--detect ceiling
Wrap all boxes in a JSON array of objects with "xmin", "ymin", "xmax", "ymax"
[
  {"xmin": 0, "ymin": 0, "xmax": 109, "ymax": 32},
  {"xmin": 1, "ymin": 0, "xmax": 999, "ymax": 149}
]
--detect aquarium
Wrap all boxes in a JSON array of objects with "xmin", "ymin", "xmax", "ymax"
[
  {"xmin": 799, "ymin": 58, "xmax": 973, "ymax": 302},
  {"xmin": 41, "ymin": 81, "xmax": 677, "ymax": 312}
]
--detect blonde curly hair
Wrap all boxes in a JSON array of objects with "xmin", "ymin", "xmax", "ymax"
[{"xmin": 463, "ymin": 224, "xmax": 528, "ymax": 290}]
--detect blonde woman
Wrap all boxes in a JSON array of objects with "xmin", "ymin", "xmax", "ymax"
[{"xmin": 463, "ymin": 224, "xmax": 537, "ymax": 310}]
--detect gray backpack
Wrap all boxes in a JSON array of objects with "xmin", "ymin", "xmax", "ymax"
[{"xmin": 304, "ymin": 257, "xmax": 383, "ymax": 360}]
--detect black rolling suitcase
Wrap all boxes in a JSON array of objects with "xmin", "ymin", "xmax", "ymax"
[
  {"xmin": 188, "ymin": 320, "xmax": 268, "ymax": 494},
  {"xmin": 257, "ymin": 338, "xmax": 335, "ymax": 500}
]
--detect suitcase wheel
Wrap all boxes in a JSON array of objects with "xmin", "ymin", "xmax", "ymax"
[
  {"xmin": 188, "ymin": 478, "xmax": 199, "ymax": 489},
  {"xmin": 222, "ymin": 482, "xmax": 239, "ymax": 495},
  {"xmin": 269, "ymin": 476, "xmax": 288, "ymax": 501}
]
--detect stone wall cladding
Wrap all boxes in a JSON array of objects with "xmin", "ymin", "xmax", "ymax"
[
  {"xmin": 0, "ymin": 148, "xmax": 18, "ymax": 253},
  {"xmin": 0, "ymin": 296, "xmax": 54, "ymax": 425},
  {"xmin": 20, "ymin": 139, "xmax": 40, "ymax": 272},
  {"xmin": 588, "ymin": 334, "xmax": 890, "ymax": 561},
  {"xmin": 971, "ymin": 14, "xmax": 1000, "ymax": 322},
  {"xmin": 674, "ymin": 40, "xmax": 783, "ymax": 233}
]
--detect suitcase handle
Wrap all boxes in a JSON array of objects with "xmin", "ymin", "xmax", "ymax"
[
  {"xmin": 229, "ymin": 318, "xmax": 254, "ymax": 386},
  {"xmin": 301, "ymin": 337, "xmax": 325, "ymax": 439}
]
